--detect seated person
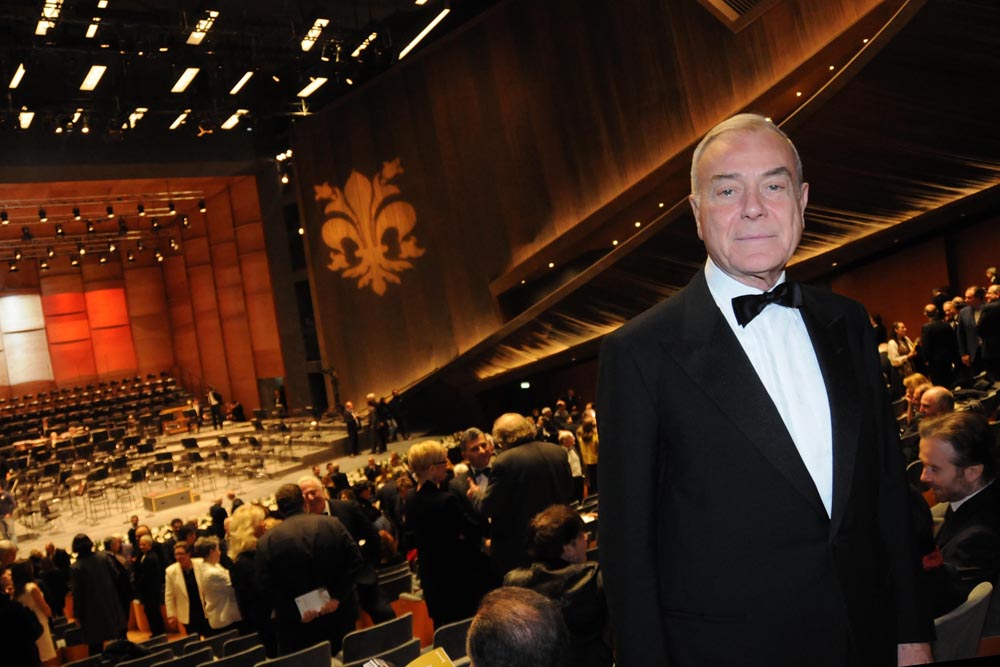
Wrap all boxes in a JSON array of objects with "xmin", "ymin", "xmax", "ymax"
[
  {"xmin": 467, "ymin": 586, "xmax": 571, "ymax": 667},
  {"xmin": 503, "ymin": 504, "xmax": 612, "ymax": 667},
  {"xmin": 919, "ymin": 412, "xmax": 1000, "ymax": 613}
]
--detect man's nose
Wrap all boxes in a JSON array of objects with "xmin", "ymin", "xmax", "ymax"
[{"xmin": 741, "ymin": 188, "xmax": 765, "ymax": 219}]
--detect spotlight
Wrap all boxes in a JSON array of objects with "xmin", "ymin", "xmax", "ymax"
[
  {"xmin": 169, "ymin": 238, "xmax": 179, "ymax": 250},
  {"xmin": 73, "ymin": 207, "xmax": 81, "ymax": 220},
  {"xmin": 151, "ymin": 218, "xmax": 160, "ymax": 231},
  {"xmin": 39, "ymin": 258, "xmax": 49, "ymax": 271},
  {"xmin": 168, "ymin": 201, "xmax": 176, "ymax": 215},
  {"xmin": 155, "ymin": 250, "xmax": 164, "ymax": 262},
  {"xmin": 118, "ymin": 217, "xmax": 128, "ymax": 235},
  {"xmin": 70, "ymin": 256, "xmax": 79, "ymax": 267},
  {"xmin": 86, "ymin": 220, "xmax": 95, "ymax": 233},
  {"xmin": 38, "ymin": 208, "xmax": 47, "ymax": 222},
  {"xmin": 181, "ymin": 215, "xmax": 190, "ymax": 228},
  {"xmin": 78, "ymin": 243, "xmax": 86, "ymax": 255},
  {"xmin": 126, "ymin": 251, "xmax": 135, "ymax": 262},
  {"xmin": 8, "ymin": 260, "xmax": 17, "ymax": 273},
  {"xmin": 137, "ymin": 203, "xmax": 146, "ymax": 216},
  {"xmin": 198, "ymin": 199, "xmax": 206, "ymax": 213},
  {"xmin": 136, "ymin": 240, "xmax": 144, "ymax": 251},
  {"xmin": 47, "ymin": 246, "xmax": 54, "ymax": 258},
  {"xmin": 108, "ymin": 241, "xmax": 116, "ymax": 253},
  {"xmin": 55, "ymin": 224, "xmax": 65, "ymax": 236},
  {"xmin": 1, "ymin": 211, "xmax": 7, "ymax": 224},
  {"xmin": 106, "ymin": 205, "xmax": 114, "ymax": 219},
  {"xmin": 21, "ymin": 226, "xmax": 33, "ymax": 242},
  {"xmin": 14, "ymin": 248, "xmax": 22, "ymax": 260},
  {"xmin": 280, "ymin": 173, "xmax": 289, "ymax": 184},
  {"xmin": 99, "ymin": 254, "xmax": 108, "ymax": 264}
]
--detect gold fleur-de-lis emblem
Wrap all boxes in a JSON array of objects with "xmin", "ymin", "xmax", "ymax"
[{"xmin": 314, "ymin": 159, "xmax": 425, "ymax": 296}]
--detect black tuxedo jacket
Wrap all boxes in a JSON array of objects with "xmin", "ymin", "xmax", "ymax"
[
  {"xmin": 936, "ymin": 481, "xmax": 1000, "ymax": 600},
  {"xmin": 596, "ymin": 270, "xmax": 930, "ymax": 667}
]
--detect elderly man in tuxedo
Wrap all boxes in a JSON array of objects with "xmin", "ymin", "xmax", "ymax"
[{"xmin": 597, "ymin": 114, "xmax": 932, "ymax": 666}]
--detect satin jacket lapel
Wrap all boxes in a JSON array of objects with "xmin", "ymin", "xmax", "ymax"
[
  {"xmin": 800, "ymin": 291, "xmax": 860, "ymax": 536},
  {"xmin": 661, "ymin": 272, "xmax": 827, "ymax": 518}
]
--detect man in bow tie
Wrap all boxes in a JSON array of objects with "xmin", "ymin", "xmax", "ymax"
[{"xmin": 597, "ymin": 113, "xmax": 932, "ymax": 666}]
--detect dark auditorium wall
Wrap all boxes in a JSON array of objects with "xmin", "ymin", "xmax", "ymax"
[
  {"xmin": 292, "ymin": 0, "xmax": 887, "ymax": 405},
  {"xmin": 830, "ymin": 214, "xmax": 1000, "ymax": 329}
]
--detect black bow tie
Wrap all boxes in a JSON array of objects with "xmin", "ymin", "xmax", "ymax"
[
  {"xmin": 473, "ymin": 467, "xmax": 491, "ymax": 479},
  {"xmin": 732, "ymin": 281, "xmax": 803, "ymax": 327}
]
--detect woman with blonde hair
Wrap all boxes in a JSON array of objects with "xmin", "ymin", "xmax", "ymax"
[
  {"xmin": 405, "ymin": 441, "xmax": 492, "ymax": 625},
  {"xmin": 227, "ymin": 504, "xmax": 276, "ymax": 656}
]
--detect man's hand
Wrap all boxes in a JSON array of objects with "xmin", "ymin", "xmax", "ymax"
[
  {"xmin": 467, "ymin": 478, "xmax": 481, "ymax": 498},
  {"xmin": 962, "ymin": 354, "xmax": 971, "ymax": 367},
  {"xmin": 301, "ymin": 598, "xmax": 341, "ymax": 623},
  {"xmin": 167, "ymin": 617, "xmax": 178, "ymax": 632},
  {"xmin": 898, "ymin": 642, "xmax": 933, "ymax": 665}
]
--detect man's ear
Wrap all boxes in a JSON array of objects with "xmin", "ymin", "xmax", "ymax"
[{"xmin": 962, "ymin": 463, "xmax": 985, "ymax": 485}]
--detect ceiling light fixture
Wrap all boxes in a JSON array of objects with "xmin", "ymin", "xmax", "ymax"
[
  {"xmin": 168, "ymin": 201, "xmax": 176, "ymax": 215},
  {"xmin": 220, "ymin": 109, "xmax": 249, "ymax": 130},
  {"xmin": 99, "ymin": 254, "xmax": 108, "ymax": 264},
  {"xmin": 35, "ymin": 0, "xmax": 63, "ymax": 36},
  {"xmin": 86, "ymin": 220, "xmax": 95, "ymax": 233},
  {"xmin": 351, "ymin": 32, "xmax": 378, "ymax": 58},
  {"xmin": 21, "ymin": 226, "xmax": 33, "ymax": 241},
  {"xmin": 399, "ymin": 9, "xmax": 450, "ymax": 60},
  {"xmin": 78, "ymin": 243, "xmax": 86, "ymax": 256},
  {"xmin": 108, "ymin": 241, "xmax": 116, "ymax": 252},
  {"xmin": 55, "ymin": 224, "xmax": 64, "ymax": 236},
  {"xmin": 126, "ymin": 251, "xmax": 135, "ymax": 262},
  {"xmin": 137, "ymin": 203, "xmax": 145, "ymax": 216},
  {"xmin": 70, "ymin": 256, "xmax": 79, "ymax": 267},
  {"xmin": 9, "ymin": 63, "xmax": 26, "ymax": 89},
  {"xmin": 297, "ymin": 77, "xmax": 328, "ymax": 98},
  {"xmin": 198, "ymin": 200, "xmax": 207, "ymax": 213},
  {"xmin": 301, "ymin": 18, "xmax": 329, "ymax": 52},
  {"xmin": 155, "ymin": 250, "xmax": 164, "ymax": 263},
  {"xmin": 150, "ymin": 218, "xmax": 160, "ymax": 231},
  {"xmin": 137, "ymin": 240, "xmax": 144, "ymax": 251},
  {"xmin": 128, "ymin": 107, "xmax": 148, "ymax": 128},
  {"xmin": 14, "ymin": 248, "xmax": 22, "ymax": 261},
  {"xmin": 181, "ymin": 215, "xmax": 190, "ymax": 228},
  {"xmin": 38, "ymin": 208, "xmax": 47, "ymax": 222},
  {"xmin": 106, "ymin": 205, "xmax": 114, "ymax": 218},
  {"xmin": 73, "ymin": 207, "xmax": 81, "ymax": 220},
  {"xmin": 86, "ymin": 17, "xmax": 100, "ymax": 38},
  {"xmin": 18, "ymin": 109, "xmax": 34, "ymax": 129},
  {"xmin": 80, "ymin": 65, "xmax": 107, "ymax": 91},
  {"xmin": 97, "ymin": 0, "xmax": 108, "ymax": 7},
  {"xmin": 187, "ymin": 10, "xmax": 219, "ymax": 46},
  {"xmin": 8, "ymin": 261, "xmax": 17, "ymax": 273},
  {"xmin": 39, "ymin": 258, "xmax": 49, "ymax": 271},
  {"xmin": 47, "ymin": 246, "xmax": 55, "ymax": 258},
  {"xmin": 171, "ymin": 67, "xmax": 201, "ymax": 93},
  {"xmin": 229, "ymin": 71, "xmax": 253, "ymax": 95},
  {"xmin": 0, "ymin": 211, "xmax": 6, "ymax": 224},
  {"xmin": 169, "ymin": 238, "xmax": 179, "ymax": 250},
  {"xmin": 118, "ymin": 217, "xmax": 127, "ymax": 234},
  {"xmin": 169, "ymin": 109, "xmax": 191, "ymax": 130}
]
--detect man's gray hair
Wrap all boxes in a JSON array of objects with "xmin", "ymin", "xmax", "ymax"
[
  {"xmin": 492, "ymin": 413, "xmax": 537, "ymax": 450},
  {"xmin": 690, "ymin": 113, "xmax": 804, "ymax": 200}
]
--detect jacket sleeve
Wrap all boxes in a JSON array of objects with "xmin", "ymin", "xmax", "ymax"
[
  {"xmin": 163, "ymin": 566, "xmax": 177, "ymax": 618},
  {"xmin": 596, "ymin": 331, "xmax": 671, "ymax": 666}
]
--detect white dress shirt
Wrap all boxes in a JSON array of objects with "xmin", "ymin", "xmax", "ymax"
[{"xmin": 705, "ymin": 258, "xmax": 834, "ymax": 516}]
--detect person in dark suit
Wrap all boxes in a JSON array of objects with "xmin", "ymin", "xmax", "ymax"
[
  {"xmin": 920, "ymin": 303, "xmax": 960, "ymax": 388},
  {"xmin": 256, "ymin": 483, "xmax": 365, "ymax": 656},
  {"xmin": 919, "ymin": 412, "xmax": 1000, "ymax": 605},
  {"xmin": 957, "ymin": 285, "xmax": 985, "ymax": 380},
  {"xmin": 596, "ymin": 114, "xmax": 931, "ymax": 666},
  {"xmin": 134, "ymin": 534, "xmax": 165, "ymax": 636},
  {"xmin": 405, "ymin": 441, "xmax": 492, "ymax": 626},
  {"xmin": 482, "ymin": 414, "xmax": 574, "ymax": 577},
  {"xmin": 299, "ymin": 475, "xmax": 395, "ymax": 623},
  {"xmin": 343, "ymin": 401, "xmax": 361, "ymax": 456},
  {"xmin": 209, "ymin": 498, "xmax": 228, "ymax": 540},
  {"xmin": 978, "ymin": 285, "xmax": 1000, "ymax": 381},
  {"xmin": 448, "ymin": 427, "xmax": 493, "ymax": 523}
]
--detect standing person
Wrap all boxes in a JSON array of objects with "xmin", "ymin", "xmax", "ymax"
[
  {"xmin": 255, "ymin": 483, "xmax": 365, "ymax": 656},
  {"xmin": 207, "ymin": 386, "xmax": 224, "ymax": 430},
  {"xmin": 482, "ymin": 413, "xmax": 575, "ymax": 577},
  {"xmin": 69, "ymin": 534, "xmax": 127, "ymax": 654},
  {"xmin": 888, "ymin": 321, "xmax": 918, "ymax": 399},
  {"xmin": 388, "ymin": 389, "xmax": 411, "ymax": 440},
  {"xmin": 405, "ymin": 441, "xmax": 492, "ymax": 626},
  {"xmin": 10, "ymin": 560, "xmax": 57, "ymax": 666},
  {"xmin": 228, "ymin": 504, "xmax": 277, "ymax": 657},
  {"xmin": 343, "ymin": 401, "xmax": 361, "ymax": 457},
  {"xmin": 558, "ymin": 431, "xmax": 585, "ymax": 503},
  {"xmin": 164, "ymin": 543, "xmax": 211, "ymax": 637},
  {"xmin": 135, "ymin": 535, "xmax": 166, "ymax": 636},
  {"xmin": 957, "ymin": 286, "xmax": 985, "ymax": 382},
  {"xmin": 0, "ymin": 567, "xmax": 44, "ymax": 667},
  {"xmin": 193, "ymin": 537, "xmax": 242, "ymax": 634},
  {"xmin": 920, "ymin": 303, "xmax": 960, "ymax": 388},
  {"xmin": 367, "ymin": 393, "xmax": 390, "ymax": 454},
  {"xmin": 596, "ymin": 114, "xmax": 931, "ymax": 666},
  {"xmin": 978, "ymin": 284, "xmax": 1000, "ymax": 381},
  {"xmin": 576, "ymin": 415, "xmax": 599, "ymax": 495}
]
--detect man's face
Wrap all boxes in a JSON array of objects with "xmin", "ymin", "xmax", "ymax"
[
  {"xmin": 131, "ymin": 516, "xmax": 139, "ymax": 527},
  {"xmin": 171, "ymin": 520, "xmax": 183, "ymax": 533},
  {"xmin": 299, "ymin": 481, "xmax": 326, "ymax": 514},
  {"xmin": 463, "ymin": 436, "xmax": 491, "ymax": 470},
  {"xmin": 345, "ymin": 401, "xmax": 354, "ymax": 411},
  {"xmin": 986, "ymin": 286, "xmax": 1000, "ymax": 303},
  {"xmin": 919, "ymin": 394, "xmax": 943, "ymax": 418},
  {"xmin": 312, "ymin": 466, "xmax": 321, "ymax": 477},
  {"xmin": 367, "ymin": 457, "xmax": 375, "ymax": 467},
  {"xmin": 943, "ymin": 302, "xmax": 956, "ymax": 321},
  {"xmin": 174, "ymin": 548, "xmax": 192, "ymax": 569},
  {"xmin": 965, "ymin": 288, "xmax": 982, "ymax": 308},
  {"xmin": 919, "ymin": 437, "xmax": 982, "ymax": 502},
  {"xmin": 139, "ymin": 539, "xmax": 151, "ymax": 553},
  {"xmin": 689, "ymin": 129, "xmax": 807, "ymax": 289}
]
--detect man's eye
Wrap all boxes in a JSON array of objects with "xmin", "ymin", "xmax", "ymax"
[
  {"xmin": 765, "ymin": 183, "xmax": 786, "ymax": 192},
  {"xmin": 718, "ymin": 188, "xmax": 735, "ymax": 197}
]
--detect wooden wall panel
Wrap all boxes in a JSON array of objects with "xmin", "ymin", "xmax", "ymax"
[
  {"xmin": 241, "ymin": 252, "xmax": 284, "ymax": 377},
  {"xmin": 92, "ymin": 326, "xmax": 138, "ymax": 375},
  {"xmin": 293, "ymin": 0, "xmax": 884, "ymax": 402},
  {"xmin": 164, "ymin": 255, "xmax": 202, "ymax": 391},
  {"xmin": 124, "ymin": 266, "xmax": 175, "ymax": 375},
  {"xmin": 951, "ymin": 216, "xmax": 1000, "ymax": 294},
  {"xmin": 188, "ymin": 263, "xmax": 229, "ymax": 398},
  {"xmin": 49, "ymin": 339, "xmax": 97, "ymax": 382},
  {"xmin": 46, "ymin": 312, "xmax": 91, "ymax": 344}
]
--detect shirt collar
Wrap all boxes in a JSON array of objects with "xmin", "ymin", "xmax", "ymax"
[
  {"xmin": 950, "ymin": 479, "xmax": 993, "ymax": 512},
  {"xmin": 704, "ymin": 258, "xmax": 787, "ymax": 329}
]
